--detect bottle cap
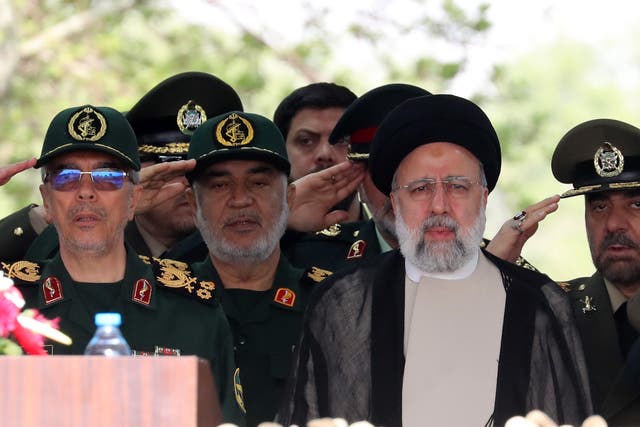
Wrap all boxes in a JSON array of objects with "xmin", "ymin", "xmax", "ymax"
[{"xmin": 94, "ymin": 312, "xmax": 122, "ymax": 327}]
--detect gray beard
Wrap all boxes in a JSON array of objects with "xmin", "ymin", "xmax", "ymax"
[
  {"xmin": 197, "ymin": 200, "xmax": 289, "ymax": 265},
  {"xmin": 395, "ymin": 208, "xmax": 486, "ymax": 273}
]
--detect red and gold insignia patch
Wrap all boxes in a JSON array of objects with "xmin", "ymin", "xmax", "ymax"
[
  {"xmin": 347, "ymin": 239, "xmax": 366, "ymax": 259},
  {"xmin": 274, "ymin": 287, "xmax": 296, "ymax": 307},
  {"xmin": 132, "ymin": 279, "xmax": 152, "ymax": 305},
  {"xmin": 42, "ymin": 276, "xmax": 63, "ymax": 304},
  {"xmin": 154, "ymin": 346, "xmax": 181, "ymax": 356}
]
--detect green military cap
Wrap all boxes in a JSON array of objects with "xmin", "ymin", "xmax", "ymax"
[
  {"xmin": 187, "ymin": 111, "xmax": 290, "ymax": 180},
  {"xmin": 369, "ymin": 94, "xmax": 501, "ymax": 195},
  {"xmin": 329, "ymin": 83, "xmax": 431, "ymax": 161},
  {"xmin": 552, "ymin": 118, "xmax": 640, "ymax": 198},
  {"xmin": 126, "ymin": 71, "xmax": 243, "ymax": 163},
  {"xmin": 35, "ymin": 105, "xmax": 140, "ymax": 170}
]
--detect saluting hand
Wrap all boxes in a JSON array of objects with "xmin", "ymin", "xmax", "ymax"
[
  {"xmin": 135, "ymin": 159, "xmax": 196, "ymax": 214},
  {"xmin": 0, "ymin": 158, "xmax": 37, "ymax": 186},
  {"xmin": 486, "ymin": 195, "xmax": 560, "ymax": 263},
  {"xmin": 287, "ymin": 160, "xmax": 366, "ymax": 232}
]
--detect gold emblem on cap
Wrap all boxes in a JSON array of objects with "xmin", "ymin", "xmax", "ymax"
[
  {"xmin": 215, "ymin": 113, "xmax": 254, "ymax": 147},
  {"xmin": 68, "ymin": 107, "xmax": 107, "ymax": 142},
  {"xmin": 177, "ymin": 100, "xmax": 207, "ymax": 135},
  {"xmin": 594, "ymin": 142, "xmax": 624, "ymax": 177}
]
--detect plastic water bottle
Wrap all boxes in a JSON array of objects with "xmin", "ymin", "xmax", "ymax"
[{"xmin": 84, "ymin": 312, "xmax": 131, "ymax": 356}]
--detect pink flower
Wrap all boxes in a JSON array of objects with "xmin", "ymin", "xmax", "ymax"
[
  {"xmin": 13, "ymin": 312, "xmax": 60, "ymax": 356},
  {"xmin": 0, "ymin": 295, "xmax": 19, "ymax": 337}
]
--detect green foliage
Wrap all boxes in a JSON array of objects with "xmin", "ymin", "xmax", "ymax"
[
  {"xmin": 0, "ymin": 337, "xmax": 23, "ymax": 355},
  {"xmin": 0, "ymin": 0, "xmax": 489, "ymax": 216}
]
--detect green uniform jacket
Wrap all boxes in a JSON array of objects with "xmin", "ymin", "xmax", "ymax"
[
  {"xmin": 3, "ymin": 247, "xmax": 245, "ymax": 426},
  {"xmin": 191, "ymin": 254, "xmax": 318, "ymax": 427},
  {"xmin": 0, "ymin": 204, "xmax": 40, "ymax": 263},
  {"xmin": 563, "ymin": 273, "xmax": 640, "ymax": 425}
]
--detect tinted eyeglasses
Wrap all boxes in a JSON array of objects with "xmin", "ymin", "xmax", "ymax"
[{"xmin": 44, "ymin": 168, "xmax": 131, "ymax": 191}]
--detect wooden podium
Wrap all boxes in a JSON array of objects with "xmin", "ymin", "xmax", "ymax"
[{"xmin": 0, "ymin": 356, "xmax": 221, "ymax": 427}]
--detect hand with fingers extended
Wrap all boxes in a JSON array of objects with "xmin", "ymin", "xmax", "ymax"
[
  {"xmin": 0, "ymin": 158, "xmax": 37, "ymax": 186},
  {"xmin": 288, "ymin": 160, "xmax": 366, "ymax": 232},
  {"xmin": 135, "ymin": 159, "xmax": 196, "ymax": 215},
  {"xmin": 486, "ymin": 195, "xmax": 561, "ymax": 263},
  {"xmin": 505, "ymin": 410, "xmax": 607, "ymax": 427}
]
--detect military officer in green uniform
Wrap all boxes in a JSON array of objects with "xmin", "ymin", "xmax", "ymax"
[
  {"xmin": 3, "ymin": 104, "xmax": 244, "ymax": 425},
  {"xmin": 282, "ymin": 84, "xmax": 430, "ymax": 273},
  {"xmin": 551, "ymin": 119, "xmax": 640, "ymax": 425},
  {"xmin": 185, "ymin": 110, "xmax": 322, "ymax": 427},
  {"xmin": 0, "ymin": 71, "xmax": 243, "ymax": 264}
]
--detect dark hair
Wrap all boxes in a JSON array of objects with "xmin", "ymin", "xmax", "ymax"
[{"xmin": 273, "ymin": 82, "xmax": 356, "ymax": 139}]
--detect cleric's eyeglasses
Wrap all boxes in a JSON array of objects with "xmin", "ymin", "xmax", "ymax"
[
  {"xmin": 393, "ymin": 177, "xmax": 483, "ymax": 201},
  {"xmin": 44, "ymin": 168, "xmax": 131, "ymax": 191}
]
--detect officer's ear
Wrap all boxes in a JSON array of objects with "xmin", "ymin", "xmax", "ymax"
[
  {"xmin": 128, "ymin": 182, "xmax": 143, "ymax": 221},
  {"xmin": 185, "ymin": 186, "xmax": 197, "ymax": 221},
  {"xmin": 286, "ymin": 181, "xmax": 296, "ymax": 211},
  {"xmin": 38, "ymin": 184, "xmax": 53, "ymax": 224}
]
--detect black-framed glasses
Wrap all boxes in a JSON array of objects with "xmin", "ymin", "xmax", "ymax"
[
  {"xmin": 393, "ymin": 176, "xmax": 483, "ymax": 200},
  {"xmin": 44, "ymin": 168, "xmax": 130, "ymax": 191}
]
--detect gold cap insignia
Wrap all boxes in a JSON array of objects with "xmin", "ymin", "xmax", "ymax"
[
  {"xmin": 594, "ymin": 142, "xmax": 624, "ymax": 177},
  {"xmin": 215, "ymin": 113, "xmax": 254, "ymax": 147},
  {"xmin": 68, "ymin": 107, "xmax": 107, "ymax": 142},
  {"xmin": 177, "ymin": 101, "xmax": 207, "ymax": 135}
]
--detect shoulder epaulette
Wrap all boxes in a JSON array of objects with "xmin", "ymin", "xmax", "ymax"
[
  {"xmin": 305, "ymin": 266, "xmax": 333, "ymax": 284},
  {"xmin": 1, "ymin": 260, "xmax": 41, "ymax": 283},
  {"xmin": 149, "ymin": 257, "xmax": 218, "ymax": 306},
  {"xmin": 515, "ymin": 256, "xmax": 539, "ymax": 272}
]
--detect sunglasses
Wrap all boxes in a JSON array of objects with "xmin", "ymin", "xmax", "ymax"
[{"xmin": 44, "ymin": 168, "xmax": 131, "ymax": 191}]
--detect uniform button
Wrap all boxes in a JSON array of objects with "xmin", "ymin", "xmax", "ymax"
[{"xmin": 238, "ymin": 336, "xmax": 246, "ymax": 345}]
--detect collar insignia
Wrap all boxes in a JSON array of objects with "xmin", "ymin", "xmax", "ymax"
[
  {"xmin": 215, "ymin": 113, "xmax": 254, "ymax": 147},
  {"xmin": 42, "ymin": 276, "xmax": 64, "ymax": 304},
  {"xmin": 581, "ymin": 295, "xmax": 597, "ymax": 314},
  {"xmin": 177, "ymin": 101, "xmax": 206, "ymax": 135},
  {"xmin": 274, "ymin": 287, "xmax": 296, "ymax": 307},
  {"xmin": 132, "ymin": 279, "xmax": 152, "ymax": 305},
  {"xmin": 347, "ymin": 239, "xmax": 366, "ymax": 259},
  {"xmin": 594, "ymin": 142, "xmax": 624, "ymax": 177},
  {"xmin": 68, "ymin": 107, "xmax": 107, "ymax": 141},
  {"xmin": 316, "ymin": 223, "xmax": 341, "ymax": 237}
]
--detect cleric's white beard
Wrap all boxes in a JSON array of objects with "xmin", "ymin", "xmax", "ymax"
[{"xmin": 395, "ymin": 207, "xmax": 485, "ymax": 273}]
